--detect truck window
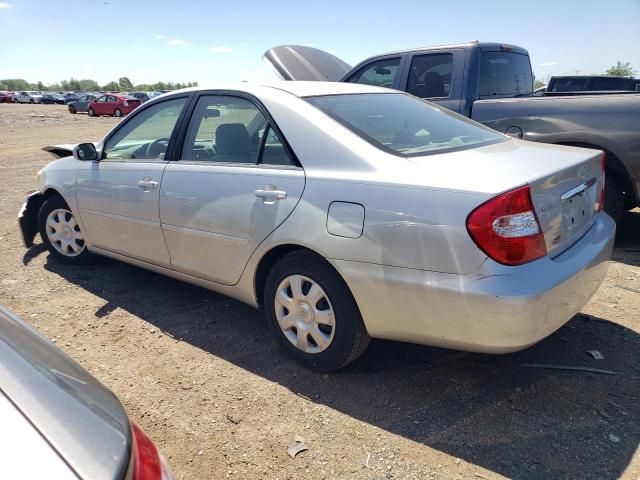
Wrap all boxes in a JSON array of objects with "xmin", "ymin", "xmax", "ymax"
[
  {"xmin": 407, "ymin": 53, "xmax": 453, "ymax": 99},
  {"xmin": 345, "ymin": 58, "xmax": 401, "ymax": 88},
  {"xmin": 478, "ymin": 52, "xmax": 533, "ymax": 98},
  {"xmin": 590, "ymin": 77, "xmax": 630, "ymax": 91},
  {"xmin": 550, "ymin": 78, "xmax": 587, "ymax": 92}
]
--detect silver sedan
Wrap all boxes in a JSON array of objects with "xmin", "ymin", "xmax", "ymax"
[{"xmin": 19, "ymin": 82, "xmax": 615, "ymax": 370}]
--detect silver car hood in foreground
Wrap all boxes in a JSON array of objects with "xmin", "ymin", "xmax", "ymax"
[{"xmin": 0, "ymin": 305, "xmax": 131, "ymax": 480}]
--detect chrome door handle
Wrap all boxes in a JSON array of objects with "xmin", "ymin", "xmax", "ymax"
[
  {"xmin": 137, "ymin": 180, "xmax": 158, "ymax": 190},
  {"xmin": 255, "ymin": 187, "xmax": 287, "ymax": 203}
]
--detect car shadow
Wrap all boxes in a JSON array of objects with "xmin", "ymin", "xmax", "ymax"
[
  {"xmin": 614, "ymin": 209, "xmax": 640, "ymax": 267},
  {"xmin": 40, "ymin": 250, "xmax": 640, "ymax": 480}
]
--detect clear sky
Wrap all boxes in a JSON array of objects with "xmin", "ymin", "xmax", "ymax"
[{"xmin": 1, "ymin": 0, "xmax": 639, "ymax": 86}]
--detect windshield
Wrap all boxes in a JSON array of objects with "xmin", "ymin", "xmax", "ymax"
[
  {"xmin": 306, "ymin": 93, "xmax": 505, "ymax": 156},
  {"xmin": 478, "ymin": 51, "xmax": 533, "ymax": 98}
]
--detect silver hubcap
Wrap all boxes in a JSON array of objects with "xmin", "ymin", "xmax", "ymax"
[
  {"xmin": 45, "ymin": 208, "xmax": 85, "ymax": 257},
  {"xmin": 275, "ymin": 275, "xmax": 335, "ymax": 354}
]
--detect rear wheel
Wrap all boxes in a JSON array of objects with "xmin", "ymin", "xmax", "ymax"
[
  {"xmin": 88, "ymin": 107, "xmax": 95, "ymax": 117},
  {"xmin": 69, "ymin": 105, "xmax": 76, "ymax": 114},
  {"xmin": 38, "ymin": 196, "xmax": 96, "ymax": 265},
  {"xmin": 264, "ymin": 251, "xmax": 370, "ymax": 371},
  {"xmin": 114, "ymin": 108, "xmax": 122, "ymax": 117},
  {"xmin": 604, "ymin": 174, "xmax": 625, "ymax": 224}
]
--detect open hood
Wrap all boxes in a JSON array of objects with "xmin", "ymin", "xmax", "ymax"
[{"xmin": 263, "ymin": 45, "xmax": 352, "ymax": 81}]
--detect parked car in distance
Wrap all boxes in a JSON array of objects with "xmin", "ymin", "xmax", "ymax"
[
  {"xmin": 88, "ymin": 94, "xmax": 141, "ymax": 117},
  {"xmin": 265, "ymin": 42, "xmax": 640, "ymax": 223},
  {"xmin": 20, "ymin": 82, "xmax": 614, "ymax": 371},
  {"xmin": 13, "ymin": 91, "xmax": 43, "ymax": 103},
  {"xmin": 41, "ymin": 93, "xmax": 67, "ymax": 105},
  {"xmin": 547, "ymin": 75, "xmax": 640, "ymax": 94},
  {"xmin": 128, "ymin": 92, "xmax": 151, "ymax": 103},
  {"xmin": 68, "ymin": 94, "xmax": 97, "ymax": 114},
  {"xmin": 64, "ymin": 92, "xmax": 80, "ymax": 103},
  {"xmin": 1, "ymin": 91, "xmax": 14, "ymax": 102},
  {"xmin": 0, "ymin": 304, "xmax": 173, "ymax": 479}
]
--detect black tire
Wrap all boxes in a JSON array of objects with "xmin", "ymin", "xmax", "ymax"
[
  {"xmin": 69, "ymin": 105, "xmax": 76, "ymax": 114},
  {"xmin": 264, "ymin": 251, "xmax": 370, "ymax": 371},
  {"xmin": 30, "ymin": 99, "xmax": 34, "ymax": 104},
  {"xmin": 13, "ymin": 98, "xmax": 17, "ymax": 103},
  {"xmin": 114, "ymin": 108, "xmax": 122, "ymax": 117},
  {"xmin": 604, "ymin": 174, "xmax": 625, "ymax": 224},
  {"xmin": 88, "ymin": 107, "xmax": 95, "ymax": 117},
  {"xmin": 38, "ymin": 195, "xmax": 97, "ymax": 265}
]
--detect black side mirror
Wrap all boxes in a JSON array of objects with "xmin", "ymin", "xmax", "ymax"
[{"xmin": 73, "ymin": 143, "xmax": 98, "ymax": 161}]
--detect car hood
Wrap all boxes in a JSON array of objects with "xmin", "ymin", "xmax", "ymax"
[
  {"xmin": 0, "ymin": 305, "xmax": 131, "ymax": 480},
  {"xmin": 263, "ymin": 45, "xmax": 352, "ymax": 81}
]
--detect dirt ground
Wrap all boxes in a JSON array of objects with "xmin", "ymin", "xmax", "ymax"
[{"xmin": 1, "ymin": 103, "xmax": 638, "ymax": 480}]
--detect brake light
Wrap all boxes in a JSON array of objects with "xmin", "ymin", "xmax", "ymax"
[
  {"xmin": 466, "ymin": 185, "xmax": 547, "ymax": 266},
  {"xmin": 597, "ymin": 153, "xmax": 606, "ymax": 212},
  {"xmin": 124, "ymin": 100, "xmax": 129, "ymax": 106},
  {"xmin": 131, "ymin": 421, "xmax": 173, "ymax": 480}
]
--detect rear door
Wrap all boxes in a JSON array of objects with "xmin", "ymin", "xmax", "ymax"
[
  {"xmin": 159, "ymin": 92, "xmax": 305, "ymax": 285},
  {"xmin": 398, "ymin": 49, "xmax": 466, "ymax": 113}
]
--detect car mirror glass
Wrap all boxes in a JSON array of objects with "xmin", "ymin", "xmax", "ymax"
[{"xmin": 73, "ymin": 143, "xmax": 98, "ymax": 161}]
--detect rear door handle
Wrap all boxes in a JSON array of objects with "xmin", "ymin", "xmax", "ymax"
[
  {"xmin": 255, "ymin": 186, "xmax": 287, "ymax": 203},
  {"xmin": 137, "ymin": 180, "xmax": 159, "ymax": 190}
]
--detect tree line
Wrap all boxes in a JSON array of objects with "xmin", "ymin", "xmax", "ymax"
[{"xmin": 0, "ymin": 76, "xmax": 199, "ymax": 92}]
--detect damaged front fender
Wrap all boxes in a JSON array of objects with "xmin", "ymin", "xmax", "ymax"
[{"xmin": 18, "ymin": 191, "xmax": 44, "ymax": 248}]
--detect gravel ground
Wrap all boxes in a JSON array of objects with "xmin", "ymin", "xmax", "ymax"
[{"xmin": 1, "ymin": 103, "xmax": 639, "ymax": 480}]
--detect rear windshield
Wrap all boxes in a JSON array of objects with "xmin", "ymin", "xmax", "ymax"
[
  {"xmin": 478, "ymin": 51, "xmax": 533, "ymax": 98},
  {"xmin": 306, "ymin": 93, "xmax": 505, "ymax": 157}
]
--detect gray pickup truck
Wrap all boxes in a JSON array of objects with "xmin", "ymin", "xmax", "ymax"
[{"xmin": 264, "ymin": 42, "xmax": 640, "ymax": 222}]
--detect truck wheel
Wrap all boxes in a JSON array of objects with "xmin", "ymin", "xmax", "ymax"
[
  {"xmin": 604, "ymin": 174, "xmax": 625, "ymax": 224},
  {"xmin": 38, "ymin": 196, "xmax": 97, "ymax": 265},
  {"xmin": 264, "ymin": 251, "xmax": 370, "ymax": 371}
]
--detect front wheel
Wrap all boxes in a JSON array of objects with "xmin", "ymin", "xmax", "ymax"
[
  {"xmin": 30, "ymin": 99, "xmax": 34, "ymax": 104},
  {"xmin": 69, "ymin": 105, "xmax": 76, "ymax": 114},
  {"xmin": 88, "ymin": 107, "xmax": 95, "ymax": 117},
  {"xmin": 38, "ymin": 196, "xmax": 97, "ymax": 265},
  {"xmin": 114, "ymin": 108, "xmax": 122, "ymax": 117},
  {"xmin": 264, "ymin": 251, "xmax": 370, "ymax": 371}
]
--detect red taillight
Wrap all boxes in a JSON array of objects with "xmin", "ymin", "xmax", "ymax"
[
  {"xmin": 131, "ymin": 421, "xmax": 172, "ymax": 480},
  {"xmin": 597, "ymin": 152, "xmax": 606, "ymax": 212},
  {"xmin": 467, "ymin": 185, "xmax": 547, "ymax": 266},
  {"xmin": 123, "ymin": 101, "xmax": 129, "ymax": 106}
]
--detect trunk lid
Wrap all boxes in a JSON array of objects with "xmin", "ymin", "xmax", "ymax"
[
  {"xmin": 405, "ymin": 140, "xmax": 604, "ymax": 257},
  {"xmin": 263, "ymin": 45, "xmax": 352, "ymax": 81}
]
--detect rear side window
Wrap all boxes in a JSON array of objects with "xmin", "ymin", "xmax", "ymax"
[
  {"xmin": 345, "ymin": 57, "xmax": 400, "ymax": 88},
  {"xmin": 478, "ymin": 52, "xmax": 533, "ymax": 98},
  {"xmin": 407, "ymin": 53, "xmax": 453, "ymax": 98},
  {"xmin": 590, "ymin": 77, "xmax": 630, "ymax": 91}
]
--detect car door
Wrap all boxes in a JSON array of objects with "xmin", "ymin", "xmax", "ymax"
[
  {"xmin": 93, "ymin": 95, "xmax": 107, "ymax": 114},
  {"xmin": 159, "ymin": 93, "xmax": 305, "ymax": 285},
  {"xmin": 76, "ymin": 96, "xmax": 189, "ymax": 265}
]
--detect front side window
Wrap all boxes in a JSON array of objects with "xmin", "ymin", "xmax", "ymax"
[
  {"xmin": 103, "ymin": 97, "xmax": 187, "ymax": 160},
  {"xmin": 97, "ymin": 96, "xmax": 107, "ymax": 102},
  {"xmin": 407, "ymin": 53, "xmax": 453, "ymax": 98},
  {"xmin": 181, "ymin": 95, "xmax": 267, "ymax": 163},
  {"xmin": 307, "ymin": 93, "xmax": 505, "ymax": 157},
  {"xmin": 346, "ymin": 57, "xmax": 401, "ymax": 88},
  {"xmin": 590, "ymin": 77, "xmax": 629, "ymax": 91},
  {"xmin": 478, "ymin": 51, "xmax": 533, "ymax": 98}
]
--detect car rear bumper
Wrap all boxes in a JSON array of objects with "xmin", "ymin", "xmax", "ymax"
[{"xmin": 332, "ymin": 212, "xmax": 616, "ymax": 353}]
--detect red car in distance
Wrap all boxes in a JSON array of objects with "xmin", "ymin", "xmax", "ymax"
[
  {"xmin": 88, "ymin": 93, "xmax": 141, "ymax": 117},
  {"xmin": 0, "ymin": 91, "xmax": 14, "ymax": 103}
]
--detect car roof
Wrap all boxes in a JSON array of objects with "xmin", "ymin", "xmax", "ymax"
[{"xmin": 163, "ymin": 81, "xmax": 393, "ymax": 99}]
